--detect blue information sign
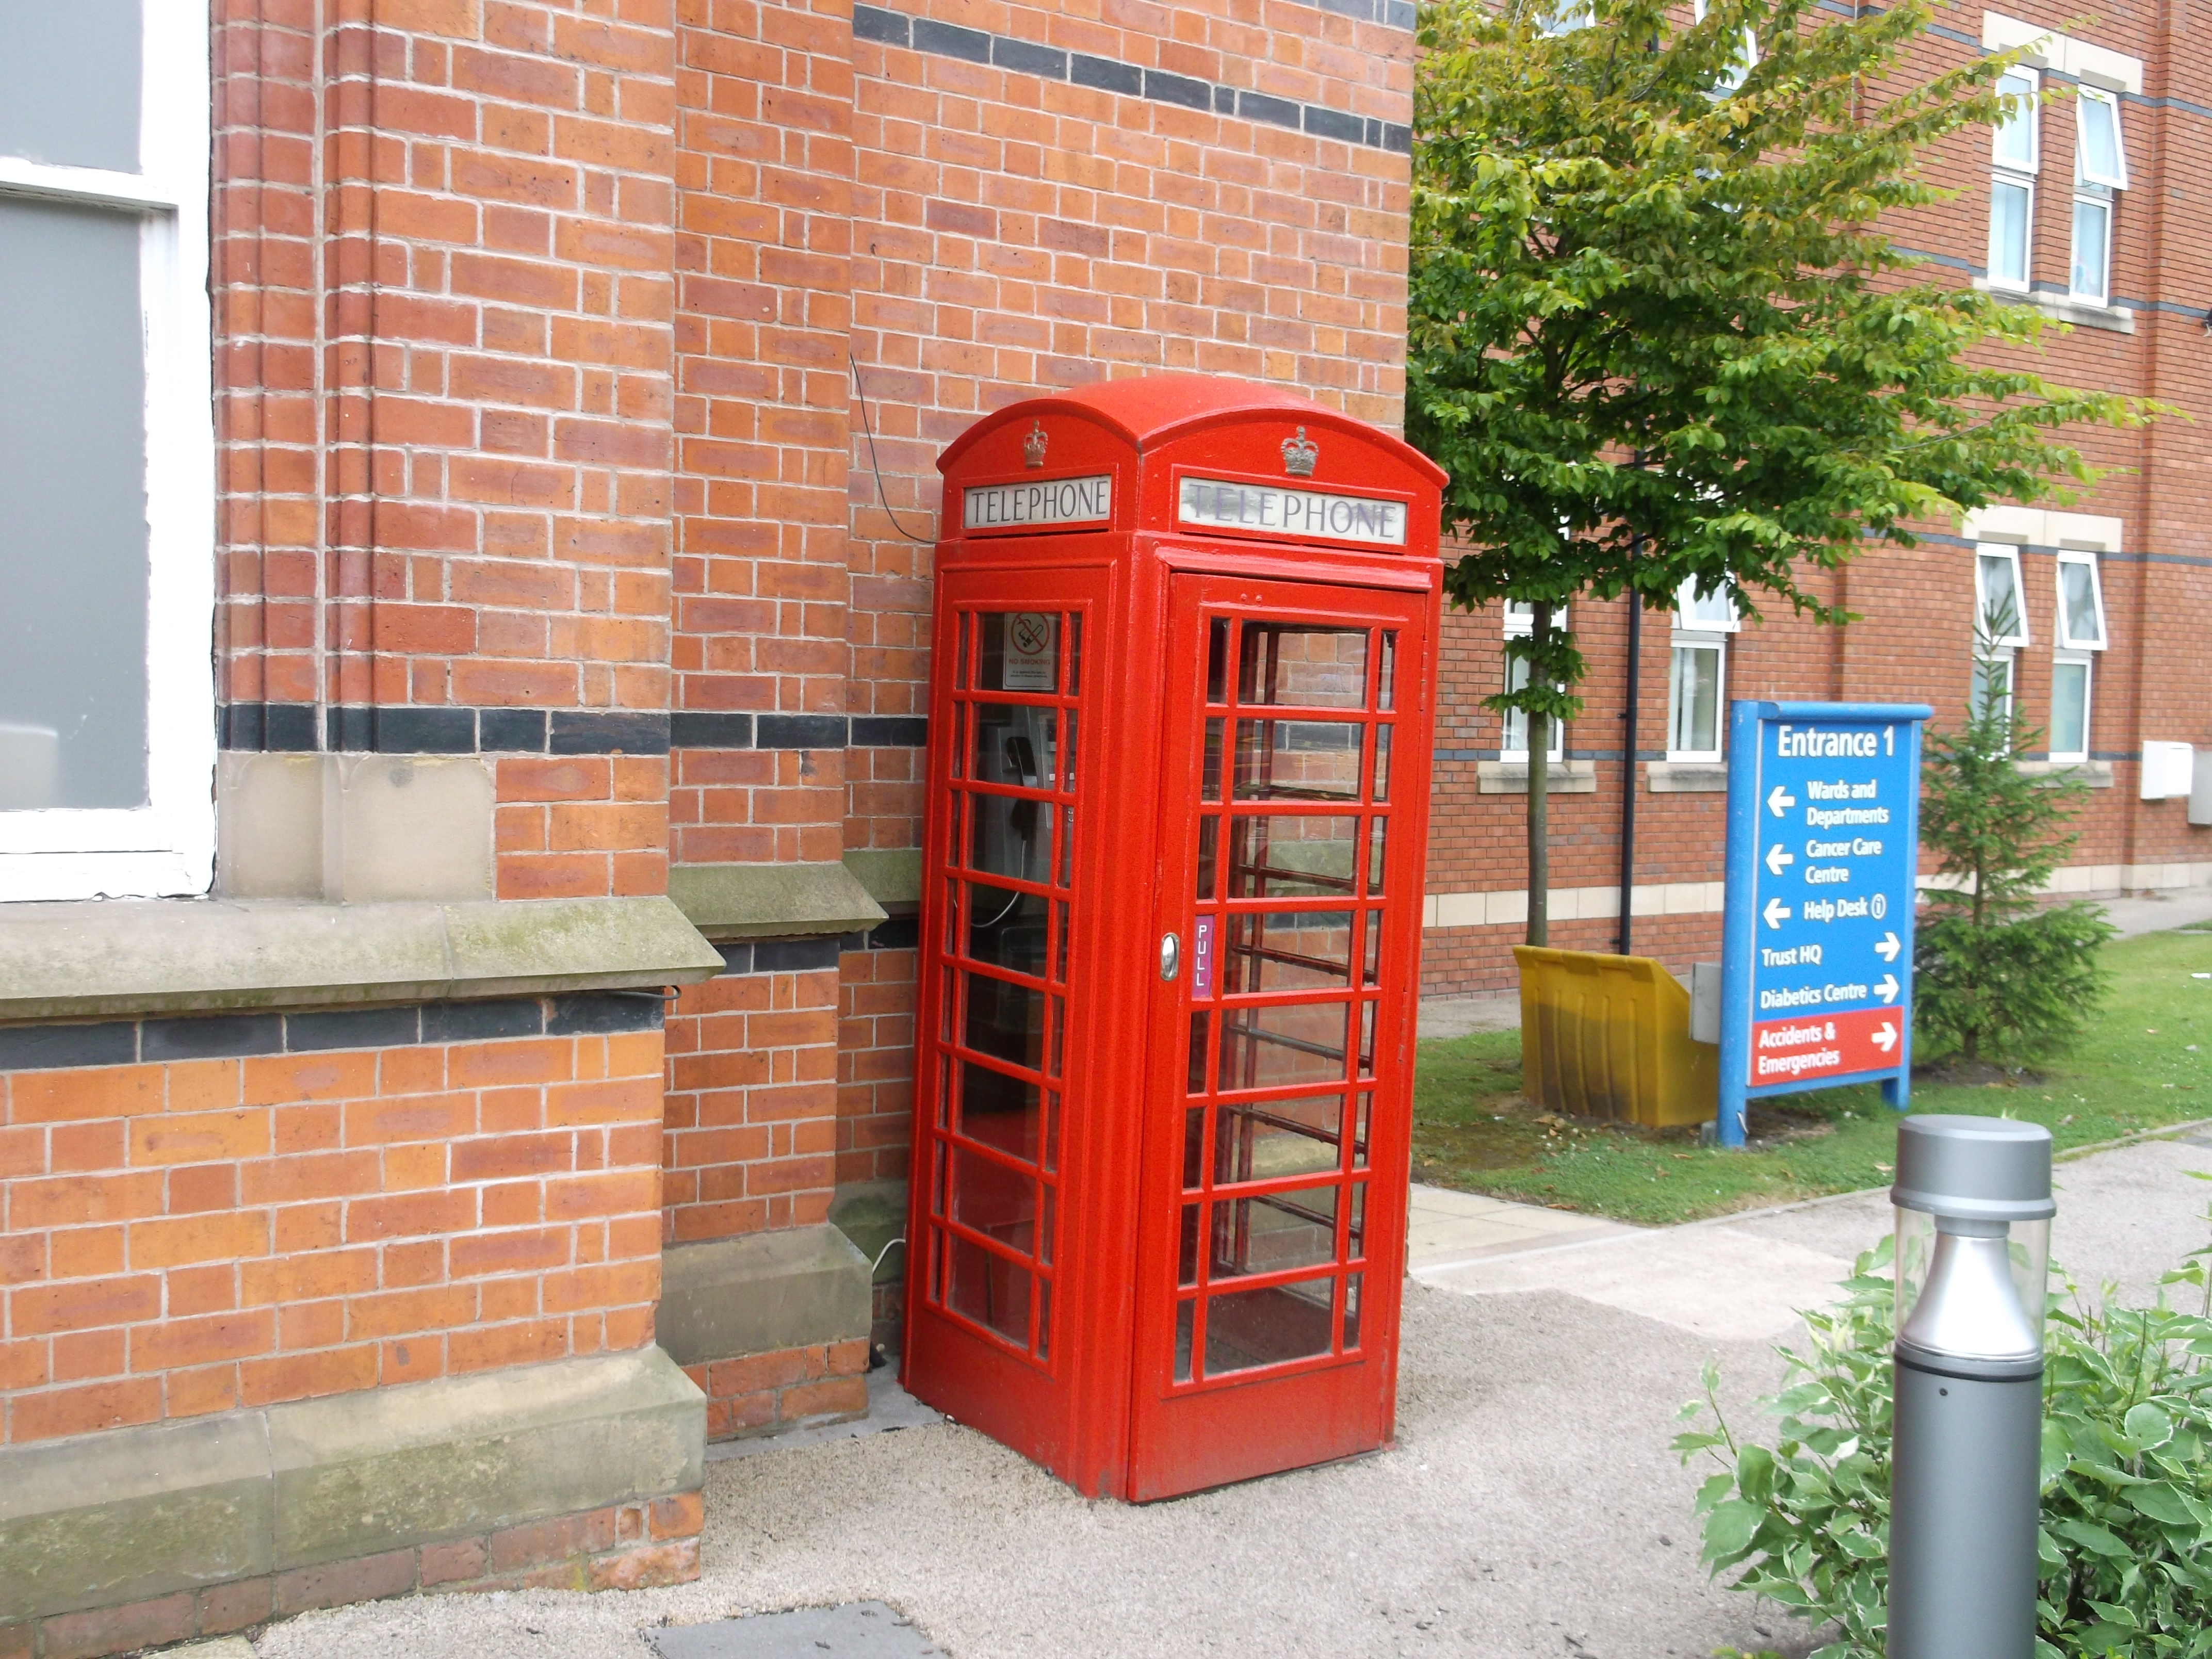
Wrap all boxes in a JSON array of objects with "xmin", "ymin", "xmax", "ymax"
[{"xmin": 1717, "ymin": 701, "xmax": 1931, "ymax": 1147}]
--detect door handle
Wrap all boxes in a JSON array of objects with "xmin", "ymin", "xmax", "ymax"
[{"xmin": 1159, "ymin": 932, "xmax": 1181, "ymax": 982}]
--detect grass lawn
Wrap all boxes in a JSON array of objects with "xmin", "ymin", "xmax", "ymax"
[{"xmin": 1410, "ymin": 924, "xmax": 2212, "ymax": 1226}]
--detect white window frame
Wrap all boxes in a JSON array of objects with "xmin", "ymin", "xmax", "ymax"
[
  {"xmin": 1689, "ymin": 0, "xmax": 1756, "ymax": 92},
  {"xmin": 1986, "ymin": 67, "xmax": 2038, "ymax": 293},
  {"xmin": 2069, "ymin": 189, "xmax": 2113, "ymax": 306},
  {"xmin": 0, "ymin": 6, "xmax": 214, "ymax": 902},
  {"xmin": 2053, "ymin": 550, "xmax": 2108, "ymax": 650},
  {"xmin": 1988, "ymin": 175, "xmax": 2035, "ymax": 292},
  {"xmin": 1665, "ymin": 576, "xmax": 1733, "ymax": 762},
  {"xmin": 2074, "ymin": 86, "xmax": 2127, "ymax": 188},
  {"xmin": 1666, "ymin": 640, "xmax": 1727, "ymax": 762},
  {"xmin": 1970, "ymin": 648, "xmax": 2016, "ymax": 725},
  {"xmin": 1537, "ymin": 0, "xmax": 1594, "ymax": 35},
  {"xmin": 1975, "ymin": 545, "xmax": 2032, "ymax": 647},
  {"xmin": 1499, "ymin": 600, "xmax": 1569, "ymax": 759},
  {"xmin": 2047, "ymin": 652, "xmax": 2093, "ymax": 762},
  {"xmin": 1992, "ymin": 67, "xmax": 2040, "ymax": 172},
  {"xmin": 1501, "ymin": 598, "xmax": 1568, "ymax": 638},
  {"xmin": 1498, "ymin": 650, "xmax": 1565, "ymax": 763},
  {"xmin": 2068, "ymin": 87, "xmax": 2125, "ymax": 307},
  {"xmin": 1673, "ymin": 576, "xmax": 1740, "ymax": 633}
]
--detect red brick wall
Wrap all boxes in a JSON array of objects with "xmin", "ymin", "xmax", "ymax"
[
  {"xmin": 661, "ymin": 946, "xmax": 841, "ymax": 1243},
  {"xmin": 842, "ymin": 3, "xmax": 1419, "ymax": 852},
  {"xmin": 836, "ymin": 934, "xmax": 915, "ymax": 1190},
  {"xmin": 670, "ymin": 0, "xmax": 856, "ymax": 868},
  {"xmin": 0, "ymin": 1017, "xmax": 664, "ymax": 1446},
  {"xmin": 213, "ymin": 0, "xmax": 681, "ymax": 901}
]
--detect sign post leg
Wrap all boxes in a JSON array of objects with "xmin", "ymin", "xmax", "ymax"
[
  {"xmin": 1883, "ymin": 1073, "xmax": 1910, "ymax": 1112},
  {"xmin": 1717, "ymin": 1077, "xmax": 1748, "ymax": 1148}
]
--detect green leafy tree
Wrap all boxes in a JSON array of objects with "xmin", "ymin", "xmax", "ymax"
[
  {"xmin": 1914, "ymin": 619, "xmax": 2116, "ymax": 1065},
  {"xmin": 1410, "ymin": 0, "xmax": 2151, "ymax": 944}
]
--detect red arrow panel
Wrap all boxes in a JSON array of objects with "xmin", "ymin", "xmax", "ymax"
[{"xmin": 1747, "ymin": 1006, "xmax": 1902, "ymax": 1087}]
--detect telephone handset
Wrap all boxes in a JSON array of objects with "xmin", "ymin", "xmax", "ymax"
[{"xmin": 974, "ymin": 707, "xmax": 1056, "ymax": 887}]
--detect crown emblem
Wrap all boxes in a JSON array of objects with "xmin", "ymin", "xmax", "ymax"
[
  {"xmin": 1022, "ymin": 420, "xmax": 1048, "ymax": 468},
  {"xmin": 1281, "ymin": 426, "xmax": 1319, "ymax": 478}
]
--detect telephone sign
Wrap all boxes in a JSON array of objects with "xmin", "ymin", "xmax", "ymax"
[{"xmin": 1716, "ymin": 700, "xmax": 1931, "ymax": 1147}]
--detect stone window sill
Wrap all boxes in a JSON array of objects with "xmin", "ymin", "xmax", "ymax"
[
  {"xmin": 2016, "ymin": 759, "xmax": 2116, "ymax": 788},
  {"xmin": 1645, "ymin": 760, "xmax": 1729, "ymax": 793},
  {"xmin": 1476, "ymin": 759, "xmax": 1597, "ymax": 795},
  {"xmin": 1972, "ymin": 279, "xmax": 2135, "ymax": 333},
  {"xmin": 0, "ymin": 895, "xmax": 721, "ymax": 1022}
]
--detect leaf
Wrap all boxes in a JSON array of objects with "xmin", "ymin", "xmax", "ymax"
[
  {"xmin": 1736, "ymin": 1444, "xmax": 1776, "ymax": 1506},
  {"xmin": 1702, "ymin": 1498, "xmax": 1766, "ymax": 1562},
  {"xmin": 2128, "ymin": 1402, "xmax": 2177, "ymax": 1451},
  {"xmin": 2042, "ymin": 1418, "xmax": 2074, "ymax": 1487},
  {"xmin": 2132, "ymin": 1483, "xmax": 2199, "ymax": 1527},
  {"xmin": 2053, "ymin": 1517, "xmax": 2136, "ymax": 1558}
]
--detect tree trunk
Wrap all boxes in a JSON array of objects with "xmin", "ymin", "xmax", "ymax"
[{"xmin": 1526, "ymin": 602, "xmax": 1552, "ymax": 947}]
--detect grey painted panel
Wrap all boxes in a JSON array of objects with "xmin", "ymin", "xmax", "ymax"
[
  {"xmin": 0, "ymin": 0, "xmax": 143, "ymax": 171},
  {"xmin": 650, "ymin": 1604, "xmax": 946, "ymax": 1658},
  {"xmin": 0, "ymin": 196, "xmax": 151, "ymax": 809}
]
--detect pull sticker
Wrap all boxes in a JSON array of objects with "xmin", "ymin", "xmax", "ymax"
[{"xmin": 1192, "ymin": 915, "xmax": 1215, "ymax": 997}]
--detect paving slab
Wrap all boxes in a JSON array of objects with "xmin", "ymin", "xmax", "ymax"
[
  {"xmin": 648, "ymin": 1602, "xmax": 944, "ymax": 1658},
  {"xmin": 1417, "ymin": 1223, "xmax": 1859, "ymax": 1343},
  {"xmin": 1406, "ymin": 1182, "xmax": 1636, "ymax": 1270}
]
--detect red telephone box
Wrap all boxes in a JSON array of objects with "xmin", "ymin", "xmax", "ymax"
[{"xmin": 901, "ymin": 375, "xmax": 1444, "ymax": 1501}]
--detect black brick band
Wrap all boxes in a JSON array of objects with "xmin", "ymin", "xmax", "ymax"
[
  {"xmin": 854, "ymin": 4, "xmax": 1413, "ymax": 155},
  {"xmin": 222, "ymin": 706, "xmax": 931, "ymax": 754},
  {"xmin": 0, "ymin": 991, "xmax": 666, "ymax": 1073}
]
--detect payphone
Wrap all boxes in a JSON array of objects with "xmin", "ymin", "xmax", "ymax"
[{"xmin": 903, "ymin": 377, "xmax": 1445, "ymax": 1500}]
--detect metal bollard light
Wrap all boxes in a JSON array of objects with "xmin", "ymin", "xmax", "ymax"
[{"xmin": 1887, "ymin": 1115, "xmax": 2055, "ymax": 1659}]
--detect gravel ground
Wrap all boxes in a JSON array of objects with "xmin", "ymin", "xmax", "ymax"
[
  {"xmin": 252, "ymin": 1284, "xmax": 1808, "ymax": 1659},
  {"xmin": 244, "ymin": 1131, "xmax": 2212, "ymax": 1659}
]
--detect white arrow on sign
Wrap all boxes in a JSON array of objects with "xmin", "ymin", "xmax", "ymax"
[
  {"xmin": 1875, "ymin": 931, "xmax": 1902, "ymax": 963},
  {"xmin": 1765, "ymin": 843, "xmax": 1795, "ymax": 876},
  {"xmin": 1875, "ymin": 973, "xmax": 1899, "ymax": 1004},
  {"xmin": 1767, "ymin": 785, "xmax": 1797, "ymax": 818},
  {"xmin": 1872, "ymin": 1021, "xmax": 1898, "ymax": 1054},
  {"xmin": 1763, "ymin": 896, "xmax": 1791, "ymax": 930}
]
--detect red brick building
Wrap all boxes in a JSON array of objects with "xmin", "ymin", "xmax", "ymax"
[
  {"xmin": 0, "ymin": 0, "xmax": 2203, "ymax": 1650},
  {"xmin": 1421, "ymin": 3, "xmax": 2212, "ymax": 992}
]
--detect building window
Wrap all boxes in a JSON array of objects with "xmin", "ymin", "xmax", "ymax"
[
  {"xmin": 1690, "ymin": 0, "xmax": 1756, "ymax": 93},
  {"xmin": 1975, "ymin": 546, "xmax": 2031, "ymax": 647},
  {"xmin": 2054, "ymin": 551, "xmax": 2107, "ymax": 650},
  {"xmin": 0, "ymin": 4, "xmax": 215, "ymax": 901},
  {"xmin": 2048, "ymin": 655, "xmax": 2091, "ymax": 760},
  {"xmin": 1500, "ymin": 601, "xmax": 1566, "ymax": 761},
  {"xmin": 1666, "ymin": 579, "xmax": 1736, "ymax": 761},
  {"xmin": 1537, "ymin": 0, "xmax": 1594, "ymax": 36},
  {"xmin": 1970, "ymin": 546, "xmax": 2030, "ymax": 725},
  {"xmin": 2075, "ymin": 86, "xmax": 2128, "ymax": 187},
  {"xmin": 1987, "ymin": 68, "xmax": 2038, "ymax": 291},
  {"xmin": 2047, "ymin": 551, "xmax": 2106, "ymax": 763},
  {"xmin": 2070, "ymin": 87, "xmax": 2125, "ymax": 305}
]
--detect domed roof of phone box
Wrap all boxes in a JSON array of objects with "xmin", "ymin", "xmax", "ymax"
[{"xmin": 936, "ymin": 373, "xmax": 1447, "ymax": 485}]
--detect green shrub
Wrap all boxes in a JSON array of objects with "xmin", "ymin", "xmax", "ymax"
[
  {"xmin": 1914, "ymin": 630, "xmax": 2114, "ymax": 1066},
  {"xmin": 1676, "ymin": 1231, "xmax": 2212, "ymax": 1658}
]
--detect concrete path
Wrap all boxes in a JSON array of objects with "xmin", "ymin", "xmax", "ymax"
[{"xmin": 245, "ymin": 1137, "xmax": 2212, "ymax": 1659}]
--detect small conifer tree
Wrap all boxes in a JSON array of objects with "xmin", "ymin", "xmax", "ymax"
[{"xmin": 1913, "ymin": 611, "xmax": 2114, "ymax": 1064}]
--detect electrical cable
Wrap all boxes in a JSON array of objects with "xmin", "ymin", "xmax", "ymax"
[{"xmin": 848, "ymin": 352, "xmax": 937, "ymax": 544}]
